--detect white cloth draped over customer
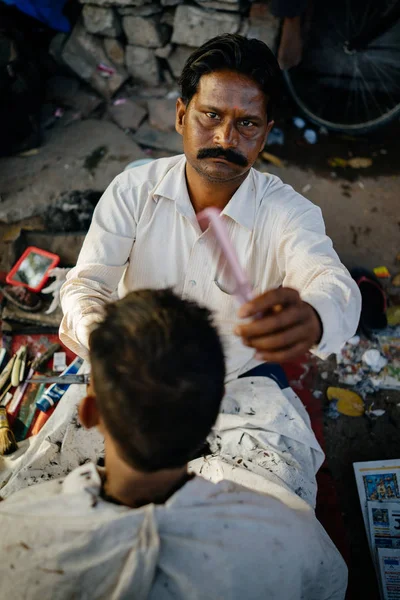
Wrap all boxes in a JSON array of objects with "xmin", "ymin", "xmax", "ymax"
[{"xmin": 0, "ymin": 377, "xmax": 347, "ymax": 600}]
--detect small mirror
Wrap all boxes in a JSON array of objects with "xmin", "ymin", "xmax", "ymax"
[{"xmin": 6, "ymin": 247, "xmax": 60, "ymax": 292}]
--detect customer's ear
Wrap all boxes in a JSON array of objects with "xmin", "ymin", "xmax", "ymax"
[{"xmin": 78, "ymin": 394, "xmax": 100, "ymax": 429}]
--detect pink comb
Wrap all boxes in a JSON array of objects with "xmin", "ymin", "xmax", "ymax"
[{"xmin": 197, "ymin": 207, "xmax": 253, "ymax": 305}]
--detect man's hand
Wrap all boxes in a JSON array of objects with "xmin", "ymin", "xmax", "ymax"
[{"xmin": 234, "ymin": 288, "xmax": 322, "ymax": 363}]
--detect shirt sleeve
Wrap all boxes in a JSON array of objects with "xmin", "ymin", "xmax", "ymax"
[
  {"xmin": 276, "ymin": 200, "xmax": 361, "ymax": 358},
  {"xmin": 59, "ymin": 177, "xmax": 138, "ymax": 358}
]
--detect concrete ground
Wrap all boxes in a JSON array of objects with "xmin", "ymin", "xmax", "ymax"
[{"xmin": 0, "ymin": 98, "xmax": 399, "ymax": 598}]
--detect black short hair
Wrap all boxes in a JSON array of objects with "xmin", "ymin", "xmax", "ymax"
[
  {"xmin": 179, "ymin": 34, "xmax": 282, "ymax": 121},
  {"xmin": 89, "ymin": 289, "xmax": 226, "ymax": 472}
]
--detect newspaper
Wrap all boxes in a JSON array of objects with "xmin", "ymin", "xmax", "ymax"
[
  {"xmin": 377, "ymin": 547, "xmax": 400, "ymax": 600},
  {"xmin": 354, "ymin": 460, "xmax": 400, "ymax": 545},
  {"xmin": 368, "ymin": 502, "xmax": 400, "ymax": 548},
  {"xmin": 354, "ymin": 460, "xmax": 400, "ymax": 599}
]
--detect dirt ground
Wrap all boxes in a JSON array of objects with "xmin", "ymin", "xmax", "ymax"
[{"xmin": 0, "ymin": 89, "xmax": 399, "ymax": 598}]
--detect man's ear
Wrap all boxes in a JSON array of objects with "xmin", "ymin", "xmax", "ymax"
[
  {"xmin": 78, "ymin": 393, "xmax": 100, "ymax": 430},
  {"xmin": 263, "ymin": 120, "xmax": 275, "ymax": 147},
  {"xmin": 175, "ymin": 97, "xmax": 187, "ymax": 135}
]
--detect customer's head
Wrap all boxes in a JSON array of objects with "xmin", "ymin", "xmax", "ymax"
[
  {"xmin": 82, "ymin": 289, "xmax": 225, "ymax": 472},
  {"xmin": 176, "ymin": 34, "xmax": 281, "ymax": 183}
]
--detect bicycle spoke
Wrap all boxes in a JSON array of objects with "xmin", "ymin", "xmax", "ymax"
[
  {"xmin": 345, "ymin": 0, "xmax": 353, "ymax": 39},
  {"xmin": 345, "ymin": 58, "xmax": 358, "ymax": 122},
  {"xmin": 368, "ymin": 46, "xmax": 400, "ymax": 94},
  {"xmin": 284, "ymin": 0, "xmax": 400, "ymax": 130},
  {"xmin": 357, "ymin": 0, "xmax": 381, "ymax": 39},
  {"xmin": 324, "ymin": 9, "xmax": 347, "ymax": 42},
  {"xmin": 356, "ymin": 62, "xmax": 384, "ymax": 116},
  {"xmin": 364, "ymin": 51, "xmax": 400, "ymax": 109}
]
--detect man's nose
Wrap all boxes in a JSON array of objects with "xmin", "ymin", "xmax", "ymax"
[{"xmin": 213, "ymin": 120, "xmax": 239, "ymax": 148}]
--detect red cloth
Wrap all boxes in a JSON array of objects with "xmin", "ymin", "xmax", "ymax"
[{"xmin": 282, "ymin": 358, "xmax": 355, "ymax": 600}]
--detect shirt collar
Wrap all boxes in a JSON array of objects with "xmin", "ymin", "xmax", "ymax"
[
  {"xmin": 152, "ymin": 155, "xmax": 194, "ymax": 220},
  {"xmin": 221, "ymin": 168, "xmax": 257, "ymax": 231},
  {"xmin": 153, "ymin": 155, "xmax": 257, "ymax": 231}
]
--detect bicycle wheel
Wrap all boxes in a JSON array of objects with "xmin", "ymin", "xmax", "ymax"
[{"xmin": 283, "ymin": 0, "xmax": 400, "ymax": 133}]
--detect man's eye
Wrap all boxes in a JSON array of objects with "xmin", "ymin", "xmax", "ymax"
[
  {"xmin": 240, "ymin": 120, "xmax": 254, "ymax": 127},
  {"xmin": 206, "ymin": 112, "xmax": 219, "ymax": 119}
]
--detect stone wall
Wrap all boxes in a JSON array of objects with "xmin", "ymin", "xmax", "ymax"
[{"xmin": 58, "ymin": 0, "xmax": 279, "ymax": 97}]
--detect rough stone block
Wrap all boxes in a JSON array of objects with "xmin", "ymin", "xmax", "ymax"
[
  {"xmin": 167, "ymin": 45, "xmax": 193, "ymax": 78},
  {"xmin": 133, "ymin": 121, "xmax": 183, "ymax": 153},
  {"xmin": 148, "ymin": 98, "xmax": 176, "ymax": 131},
  {"xmin": 103, "ymin": 37, "xmax": 125, "ymax": 66},
  {"xmin": 123, "ymin": 15, "xmax": 170, "ymax": 48},
  {"xmin": 118, "ymin": 3, "xmax": 162, "ymax": 16},
  {"xmin": 46, "ymin": 75, "xmax": 80, "ymax": 105},
  {"xmin": 125, "ymin": 45, "xmax": 160, "ymax": 85},
  {"xmin": 82, "ymin": 5, "xmax": 122, "ymax": 37},
  {"xmin": 46, "ymin": 76, "xmax": 103, "ymax": 117},
  {"xmin": 246, "ymin": 12, "xmax": 279, "ymax": 50},
  {"xmin": 80, "ymin": 0, "xmax": 152, "ymax": 6},
  {"xmin": 61, "ymin": 20, "xmax": 128, "ymax": 99},
  {"xmin": 71, "ymin": 89, "xmax": 104, "ymax": 117},
  {"xmin": 108, "ymin": 98, "xmax": 148, "ymax": 131},
  {"xmin": 172, "ymin": 5, "xmax": 240, "ymax": 47},
  {"xmin": 49, "ymin": 32, "xmax": 68, "ymax": 65},
  {"xmin": 154, "ymin": 43, "xmax": 172, "ymax": 58},
  {"xmin": 160, "ymin": 7, "xmax": 175, "ymax": 27},
  {"xmin": 194, "ymin": 0, "xmax": 241, "ymax": 11}
]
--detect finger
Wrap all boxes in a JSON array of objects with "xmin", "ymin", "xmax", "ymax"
[
  {"xmin": 244, "ymin": 323, "xmax": 310, "ymax": 352},
  {"xmin": 255, "ymin": 340, "xmax": 311, "ymax": 363},
  {"xmin": 235, "ymin": 304, "xmax": 307, "ymax": 339},
  {"xmin": 238, "ymin": 288, "xmax": 300, "ymax": 319}
]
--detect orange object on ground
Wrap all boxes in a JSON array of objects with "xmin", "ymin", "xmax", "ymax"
[{"xmin": 29, "ymin": 405, "xmax": 56, "ymax": 436}]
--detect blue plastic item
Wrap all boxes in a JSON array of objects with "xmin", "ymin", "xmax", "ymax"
[
  {"xmin": 267, "ymin": 127, "xmax": 285, "ymax": 146},
  {"xmin": 293, "ymin": 117, "xmax": 306, "ymax": 129},
  {"xmin": 1, "ymin": 0, "xmax": 71, "ymax": 32},
  {"xmin": 36, "ymin": 356, "xmax": 83, "ymax": 412},
  {"xmin": 303, "ymin": 129, "xmax": 317, "ymax": 144}
]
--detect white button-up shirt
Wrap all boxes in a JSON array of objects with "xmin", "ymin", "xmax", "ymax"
[{"xmin": 60, "ymin": 154, "xmax": 360, "ymax": 376}]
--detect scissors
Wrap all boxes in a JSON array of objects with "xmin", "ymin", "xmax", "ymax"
[{"xmin": 26, "ymin": 373, "xmax": 91, "ymax": 385}]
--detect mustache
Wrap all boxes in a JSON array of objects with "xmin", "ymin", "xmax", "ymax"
[{"xmin": 197, "ymin": 147, "xmax": 248, "ymax": 167}]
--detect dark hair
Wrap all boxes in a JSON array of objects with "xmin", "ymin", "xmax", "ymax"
[
  {"xmin": 179, "ymin": 34, "xmax": 282, "ymax": 120},
  {"xmin": 89, "ymin": 289, "xmax": 226, "ymax": 472}
]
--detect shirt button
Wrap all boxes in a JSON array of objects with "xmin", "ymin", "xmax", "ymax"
[{"xmin": 189, "ymin": 280, "xmax": 196, "ymax": 287}]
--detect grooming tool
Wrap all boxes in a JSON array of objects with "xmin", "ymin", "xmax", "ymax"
[
  {"xmin": 31, "ymin": 343, "xmax": 60, "ymax": 373},
  {"xmin": 0, "ymin": 355, "xmax": 16, "ymax": 391},
  {"xmin": 11, "ymin": 346, "xmax": 26, "ymax": 388},
  {"xmin": 0, "ymin": 407, "xmax": 18, "ymax": 455},
  {"xmin": 0, "ymin": 385, "xmax": 12, "ymax": 406},
  {"xmin": 0, "ymin": 348, "xmax": 6, "ymax": 370},
  {"xmin": 197, "ymin": 207, "xmax": 253, "ymax": 305},
  {"xmin": 27, "ymin": 373, "xmax": 90, "ymax": 385},
  {"xmin": 197, "ymin": 207, "xmax": 283, "ymax": 317},
  {"xmin": 35, "ymin": 357, "xmax": 84, "ymax": 412},
  {"xmin": 8, "ymin": 363, "xmax": 35, "ymax": 416}
]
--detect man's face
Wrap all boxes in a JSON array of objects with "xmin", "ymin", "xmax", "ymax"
[{"xmin": 176, "ymin": 70, "xmax": 273, "ymax": 183}]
